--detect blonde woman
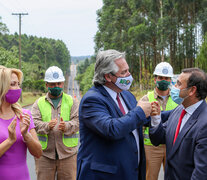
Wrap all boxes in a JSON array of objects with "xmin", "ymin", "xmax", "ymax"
[{"xmin": 0, "ymin": 67, "xmax": 42, "ymax": 180}]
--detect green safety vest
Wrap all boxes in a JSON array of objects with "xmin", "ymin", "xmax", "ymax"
[
  {"xmin": 37, "ymin": 93, "xmax": 79, "ymax": 150},
  {"xmin": 144, "ymin": 91, "xmax": 177, "ymax": 145}
]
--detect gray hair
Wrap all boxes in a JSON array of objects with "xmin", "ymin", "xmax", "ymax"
[{"xmin": 93, "ymin": 49, "xmax": 125, "ymax": 85}]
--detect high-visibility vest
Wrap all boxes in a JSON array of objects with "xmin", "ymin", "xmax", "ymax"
[
  {"xmin": 144, "ymin": 91, "xmax": 177, "ymax": 146},
  {"xmin": 37, "ymin": 93, "xmax": 79, "ymax": 150}
]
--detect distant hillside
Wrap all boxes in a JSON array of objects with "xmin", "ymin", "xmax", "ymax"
[{"xmin": 71, "ymin": 55, "xmax": 91, "ymax": 64}]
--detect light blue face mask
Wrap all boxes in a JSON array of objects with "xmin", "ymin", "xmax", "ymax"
[{"xmin": 170, "ymin": 86, "xmax": 189, "ymax": 105}]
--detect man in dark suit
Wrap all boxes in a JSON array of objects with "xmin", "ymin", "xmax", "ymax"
[
  {"xmin": 149, "ymin": 68, "xmax": 207, "ymax": 180},
  {"xmin": 77, "ymin": 49, "xmax": 152, "ymax": 180}
]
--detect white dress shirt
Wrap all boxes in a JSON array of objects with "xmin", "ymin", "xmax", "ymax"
[
  {"xmin": 151, "ymin": 100, "xmax": 203, "ymax": 132},
  {"xmin": 179, "ymin": 100, "xmax": 203, "ymax": 131},
  {"xmin": 103, "ymin": 85, "xmax": 140, "ymax": 164}
]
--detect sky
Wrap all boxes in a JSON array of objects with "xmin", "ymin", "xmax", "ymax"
[{"xmin": 0, "ymin": 0, "xmax": 103, "ymax": 56}]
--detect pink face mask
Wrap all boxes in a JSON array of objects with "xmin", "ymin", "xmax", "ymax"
[{"xmin": 5, "ymin": 89, "xmax": 22, "ymax": 104}]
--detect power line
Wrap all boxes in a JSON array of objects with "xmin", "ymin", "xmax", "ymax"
[{"xmin": 0, "ymin": 1, "xmax": 18, "ymax": 24}]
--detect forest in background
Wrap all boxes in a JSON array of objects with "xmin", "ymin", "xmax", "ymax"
[
  {"xmin": 1, "ymin": 1, "xmax": 207, "ymax": 95},
  {"xmin": 0, "ymin": 16, "xmax": 71, "ymax": 92},
  {"xmin": 77, "ymin": 0, "xmax": 207, "ymax": 95},
  {"xmin": 71, "ymin": 56, "xmax": 91, "ymax": 64}
]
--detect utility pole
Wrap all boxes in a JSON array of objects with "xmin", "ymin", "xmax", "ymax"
[
  {"xmin": 12, "ymin": 13, "xmax": 28, "ymax": 70},
  {"xmin": 44, "ymin": 50, "xmax": 47, "ymax": 70},
  {"xmin": 12, "ymin": 13, "xmax": 28, "ymax": 102}
]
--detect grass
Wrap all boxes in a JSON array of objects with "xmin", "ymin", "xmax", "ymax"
[
  {"xmin": 19, "ymin": 88, "xmax": 147, "ymax": 107},
  {"xmin": 19, "ymin": 89, "xmax": 207, "ymax": 108},
  {"xmin": 19, "ymin": 92, "xmax": 45, "ymax": 107},
  {"xmin": 131, "ymin": 87, "xmax": 150, "ymax": 101}
]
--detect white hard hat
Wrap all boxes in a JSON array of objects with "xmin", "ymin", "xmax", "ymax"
[
  {"xmin": 44, "ymin": 66, "xmax": 65, "ymax": 82},
  {"xmin": 153, "ymin": 62, "xmax": 173, "ymax": 78}
]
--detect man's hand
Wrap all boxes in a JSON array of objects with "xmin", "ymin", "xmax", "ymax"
[
  {"xmin": 151, "ymin": 101, "xmax": 161, "ymax": 116},
  {"xmin": 138, "ymin": 100, "xmax": 152, "ymax": 118},
  {"xmin": 49, "ymin": 118, "xmax": 57, "ymax": 130},
  {"xmin": 59, "ymin": 117, "xmax": 66, "ymax": 132}
]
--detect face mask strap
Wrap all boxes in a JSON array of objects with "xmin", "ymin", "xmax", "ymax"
[
  {"xmin": 181, "ymin": 86, "xmax": 193, "ymax": 100},
  {"xmin": 110, "ymin": 72, "xmax": 117, "ymax": 78},
  {"xmin": 180, "ymin": 86, "xmax": 192, "ymax": 92}
]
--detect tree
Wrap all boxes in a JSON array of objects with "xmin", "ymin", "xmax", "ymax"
[
  {"xmin": 94, "ymin": 0, "xmax": 207, "ymax": 90},
  {"xmin": 0, "ymin": 17, "xmax": 9, "ymax": 34},
  {"xmin": 0, "ymin": 47, "xmax": 18, "ymax": 67},
  {"xmin": 196, "ymin": 33, "xmax": 207, "ymax": 72},
  {"xmin": 0, "ymin": 31, "xmax": 71, "ymax": 92}
]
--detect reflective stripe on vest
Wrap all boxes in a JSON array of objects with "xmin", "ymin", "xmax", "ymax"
[
  {"xmin": 144, "ymin": 91, "xmax": 178, "ymax": 146},
  {"xmin": 37, "ymin": 93, "xmax": 79, "ymax": 150}
]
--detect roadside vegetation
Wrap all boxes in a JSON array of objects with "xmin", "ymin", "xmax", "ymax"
[
  {"xmin": 76, "ymin": 0, "xmax": 207, "ymax": 97},
  {"xmin": 0, "ymin": 17, "xmax": 71, "ymax": 94},
  {"xmin": 76, "ymin": 56, "xmax": 151, "ymax": 99},
  {"xmin": 1, "ymin": 1, "xmax": 207, "ymax": 101},
  {"xmin": 19, "ymin": 92, "xmax": 45, "ymax": 107},
  {"xmin": 0, "ymin": 17, "xmax": 71, "ymax": 107}
]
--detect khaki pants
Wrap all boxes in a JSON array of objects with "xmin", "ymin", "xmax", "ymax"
[
  {"xmin": 145, "ymin": 144, "xmax": 166, "ymax": 180},
  {"xmin": 35, "ymin": 154, "xmax": 77, "ymax": 180}
]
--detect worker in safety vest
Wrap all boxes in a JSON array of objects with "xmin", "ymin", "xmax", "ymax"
[
  {"xmin": 141, "ymin": 62, "xmax": 177, "ymax": 180},
  {"xmin": 31, "ymin": 66, "xmax": 79, "ymax": 180}
]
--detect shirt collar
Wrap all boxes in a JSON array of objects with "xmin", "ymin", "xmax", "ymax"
[
  {"xmin": 183, "ymin": 100, "xmax": 203, "ymax": 115},
  {"xmin": 154, "ymin": 88, "xmax": 170, "ymax": 99},
  {"xmin": 103, "ymin": 85, "xmax": 117, "ymax": 102}
]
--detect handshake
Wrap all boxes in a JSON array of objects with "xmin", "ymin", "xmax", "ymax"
[{"xmin": 138, "ymin": 100, "xmax": 161, "ymax": 118}]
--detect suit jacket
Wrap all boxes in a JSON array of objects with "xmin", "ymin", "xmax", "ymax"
[
  {"xmin": 77, "ymin": 85, "xmax": 149, "ymax": 180},
  {"xmin": 150, "ymin": 100, "xmax": 207, "ymax": 180}
]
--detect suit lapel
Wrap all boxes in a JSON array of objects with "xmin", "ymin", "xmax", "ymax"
[
  {"xmin": 167, "ymin": 109, "xmax": 181, "ymax": 149},
  {"xmin": 96, "ymin": 85, "xmax": 123, "ymax": 117},
  {"xmin": 120, "ymin": 92, "xmax": 133, "ymax": 111},
  {"xmin": 164, "ymin": 106, "xmax": 183, "ymax": 150},
  {"xmin": 168, "ymin": 101, "xmax": 206, "ymax": 158},
  {"xmin": 169, "ymin": 117, "xmax": 197, "ymax": 158},
  {"xmin": 121, "ymin": 92, "xmax": 144, "ymax": 139}
]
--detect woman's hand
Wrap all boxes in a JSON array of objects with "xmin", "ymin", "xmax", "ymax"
[
  {"xmin": 20, "ymin": 113, "xmax": 31, "ymax": 136},
  {"xmin": 8, "ymin": 118, "xmax": 17, "ymax": 144}
]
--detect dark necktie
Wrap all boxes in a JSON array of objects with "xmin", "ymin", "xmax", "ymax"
[
  {"xmin": 173, "ymin": 109, "xmax": 186, "ymax": 144},
  {"xmin": 116, "ymin": 93, "xmax": 126, "ymax": 115}
]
